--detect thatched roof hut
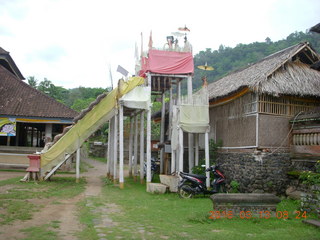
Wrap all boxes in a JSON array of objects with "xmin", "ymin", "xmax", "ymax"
[
  {"xmin": 310, "ymin": 23, "xmax": 320, "ymax": 33},
  {"xmin": 207, "ymin": 42, "xmax": 320, "ymax": 102}
]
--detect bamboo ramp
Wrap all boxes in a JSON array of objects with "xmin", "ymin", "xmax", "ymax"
[{"xmin": 40, "ymin": 77, "xmax": 145, "ymax": 178}]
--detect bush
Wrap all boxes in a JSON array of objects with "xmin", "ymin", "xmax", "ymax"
[{"xmin": 230, "ymin": 180, "xmax": 240, "ymax": 193}]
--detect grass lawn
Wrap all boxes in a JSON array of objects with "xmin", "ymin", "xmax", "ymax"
[
  {"xmin": 0, "ymin": 176, "xmax": 86, "ymax": 225},
  {"xmin": 78, "ymin": 177, "xmax": 320, "ymax": 240}
]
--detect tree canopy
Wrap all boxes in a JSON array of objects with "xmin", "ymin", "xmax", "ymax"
[{"xmin": 193, "ymin": 31, "xmax": 320, "ymax": 90}]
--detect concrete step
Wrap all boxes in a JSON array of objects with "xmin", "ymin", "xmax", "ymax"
[
  {"xmin": 147, "ymin": 183, "xmax": 168, "ymax": 194},
  {"xmin": 303, "ymin": 219, "xmax": 320, "ymax": 228}
]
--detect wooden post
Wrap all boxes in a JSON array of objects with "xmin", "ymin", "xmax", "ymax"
[
  {"xmin": 128, "ymin": 116, "xmax": 134, "ymax": 177},
  {"xmin": 76, "ymin": 147, "xmax": 80, "ymax": 183},
  {"xmin": 159, "ymin": 91, "xmax": 166, "ymax": 174},
  {"xmin": 195, "ymin": 133, "xmax": 199, "ymax": 166},
  {"xmin": 146, "ymin": 74, "xmax": 152, "ymax": 189},
  {"xmin": 119, "ymin": 102, "xmax": 124, "ymax": 189},
  {"xmin": 113, "ymin": 112, "xmax": 118, "ymax": 184},
  {"xmin": 140, "ymin": 111, "xmax": 145, "ymax": 184},
  {"xmin": 133, "ymin": 113, "xmax": 139, "ymax": 181},
  {"xmin": 178, "ymin": 127, "xmax": 184, "ymax": 173},
  {"xmin": 205, "ymin": 131, "xmax": 210, "ymax": 188}
]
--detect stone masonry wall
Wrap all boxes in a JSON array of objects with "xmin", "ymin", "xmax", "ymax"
[{"xmin": 216, "ymin": 152, "xmax": 291, "ymax": 195}]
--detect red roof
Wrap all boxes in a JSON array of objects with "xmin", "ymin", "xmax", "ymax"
[{"xmin": 0, "ymin": 64, "xmax": 77, "ymax": 119}]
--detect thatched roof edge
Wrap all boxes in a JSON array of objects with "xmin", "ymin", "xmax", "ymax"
[{"xmin": 207, "ymin": 42, "xmax": 320, "ymax": 101}]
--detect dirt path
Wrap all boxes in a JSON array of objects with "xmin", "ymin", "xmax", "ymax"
[{"xmin": 0, "ymin": 158, "xmax": 109, "ymax": 240}]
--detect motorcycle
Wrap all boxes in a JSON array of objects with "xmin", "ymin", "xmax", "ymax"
[
  {"xmin": 178, "ymin": 165, "xmax": 226, "ymax": 198},
  {"xmin": 143, "ymin": 157, "xmax": 160, "ymax": 180}
]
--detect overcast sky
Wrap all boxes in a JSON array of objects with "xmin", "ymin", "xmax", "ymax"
[{"xmin": 0, "ymin": 0, "xmax": 319, "ymax": 89}]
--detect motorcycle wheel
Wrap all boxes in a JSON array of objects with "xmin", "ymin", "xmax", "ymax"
[{"xmin": 178, "ymin": 183, "xmax": 194, "ymax": 199}]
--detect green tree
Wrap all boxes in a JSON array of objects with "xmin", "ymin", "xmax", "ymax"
[
  {"xmin": 71, "ymin": 97, "xmax": 96, "ymax": 112},
  {"xmin": 27, "ymin": 76, "xmax": 38, "ymax": 88}
]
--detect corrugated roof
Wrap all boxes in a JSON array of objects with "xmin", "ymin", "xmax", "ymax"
[
  {"xmin": 0, "ymin": 65, "xmax": 78, "ymax": 119},
  {"xmin": 207, "ymin": 42, "xmax": 320, "ymax": 101}
]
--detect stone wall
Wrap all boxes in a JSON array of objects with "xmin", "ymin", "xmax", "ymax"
[
  {"xmin": 216, "ymin": 152, "xmax": 291, "ymax": 194},
  {"xmin": 301, "ymin": 185, "xmax": 320, "ymax": 217}
]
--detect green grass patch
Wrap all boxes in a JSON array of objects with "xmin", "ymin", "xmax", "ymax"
[
  {"xmin": 0, "ymin": 176, "xmax": 86, "ymax": 225},
  {"xmin": 89, "ymin": 156, "xmax": 107, "ymax": 163},
  {"xmin": 20, "ymin": 221, "xmax": 60, "ymax": 240},
  {"xmin": 79, "ymin": 177, "xmax": 319, "ymax": 240}
]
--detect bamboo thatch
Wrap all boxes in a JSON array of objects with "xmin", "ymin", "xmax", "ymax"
[
  {"xmin": 207, "ymin": 42, "xmax": 320, "ymax": 101},
  {"xmin": 310, "ymin": 23, "xmax": 320, "ymax": 33}
]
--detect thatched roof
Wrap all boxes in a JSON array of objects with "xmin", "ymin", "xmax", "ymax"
[
  {"xmin": 207, "ymin": 42, "xmax": 320, "ymax": 101},
  {"xmin": 310, "ymin": 23, "xmax": 320, "ymax": 33}
]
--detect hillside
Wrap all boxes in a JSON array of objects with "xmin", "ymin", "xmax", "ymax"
[{"xmin": 193, "ymin": 31, "xmax": 320, "ymax": 90}]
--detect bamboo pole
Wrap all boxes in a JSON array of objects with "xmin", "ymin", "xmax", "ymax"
[
  {"xmin": 133, "ymin": 113, "xmax": 139, "ymax": 182},
  {"xmin": 128, "ymin": 116, "xmax": 134, "ymax": 177},
  {"xmin": 140, "ymin": 110, "xmax": 145, "ymax": 184},
  {"xmin": 119, "ymin": 103, "xmax": 124, "ymax": 189}
]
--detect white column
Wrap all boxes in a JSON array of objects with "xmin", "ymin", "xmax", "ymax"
[
  {"xmin": 133, "ymin": 113, "xmax": 139, "ymax": 181},
  {"xmin": 205, "ymin": 132, "xmax": 210, "ymax": 188},
  {"xmin": 113, "ymin": 112, "xmax": 118, "ymax": 184},
  {"xmin": 76, "ymin": 147, "xmax": 80, "ymax": 183},
  {"xmin": 45, "ymin": 123, "xmax": 53, "ymax": 143},
  {"xmin": 188, "ymin": 134, "xmax": 194, "ymax": 173},
  {"xmin": 108, "ymin": 118, "xmax": 114, "ymax": 178},
  {"xmin": 139, "ymin": 111, "xmax": 145, "ymax": 183},
  {"xmin": 159, "ymin": 91, "xmax": 166, "ymax": 174},
  {"xmin": 106, "ymin": 120, "xmax": 111, "ymax": 177},
  {"xmin": 187, "ymin": 75, "xmax": 194, "ymax": 173},
  {"xmin": 146, "ymin": 73, "xmax": 152, "ymax": 187},
  {"xmin": 128, "ymin": 116, "xmax": 134, "ymax": 177},
  {"xmin": 177, "ymin": 79, "xmax": 181, "ymax": 105},
  {"xmin": 195, "ymin": 133, "xmax": 199, "ymax": 166},
  {"xmin": 178, "ymin": 128, "xmax": 184, "ymax": 173},
  {"xmin": 187, "ymin": 75, "xmax": 193, "ymax": 103},
  {"xmin": 168, "ymin": 83, "xmax": 173, "ymax": 141},
  {"xmin": 119, "ymin": 103, "xmax": 124, "ymax": 189}
]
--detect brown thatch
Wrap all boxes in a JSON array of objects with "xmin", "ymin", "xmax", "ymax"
[
  {"xmin": 310, "ymin": 23, "xmax": 320, "ymax": 33},
  {"xmin": 207, "ymin": 42, "xmax": 320, "ymax": 101}
]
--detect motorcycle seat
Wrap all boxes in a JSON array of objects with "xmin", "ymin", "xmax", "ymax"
[{"xmin": 181, "ymin": 172, "xmax": 206, "ymax": 180}]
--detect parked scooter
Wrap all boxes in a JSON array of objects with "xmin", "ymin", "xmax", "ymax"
[
  {"xmin": 178, "ymin": 165, "xmax": 226, "ymax": 198},
  {"xmin": 143, "ymin": 157, "xmax": 160, "ymax": 180}
]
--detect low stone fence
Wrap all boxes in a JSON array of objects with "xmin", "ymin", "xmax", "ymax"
[
  {"xmin": 210, "ymin": 193, "xmax": 281, "ymax": 218},
  {"xmin": 301, "ymin": 185, "xmax": 320, "ymax": 217},
  {"xmin": 216, "ymin": 152, "xmax": 291, "ymax": 194}
]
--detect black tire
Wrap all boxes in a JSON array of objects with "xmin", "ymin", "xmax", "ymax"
[{"xmin": 178, "ymin": 183, "xmax": 194, "ymax": 199}]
